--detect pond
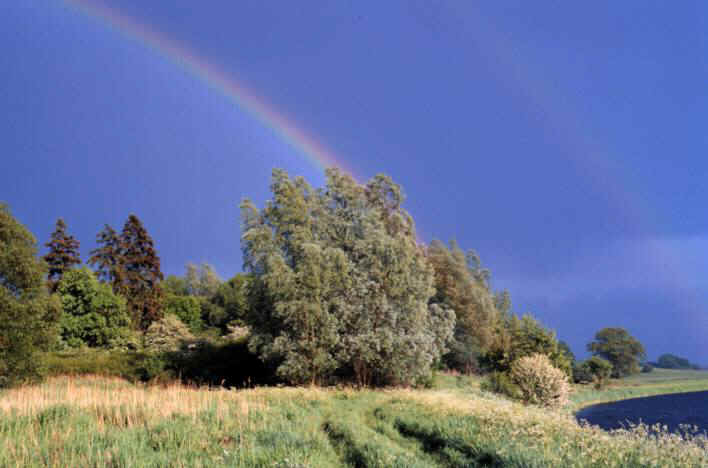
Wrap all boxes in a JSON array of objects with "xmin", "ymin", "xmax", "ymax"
[{"xmin": 576, "ymin": 391, "xmax": 708, "ymax": 435}]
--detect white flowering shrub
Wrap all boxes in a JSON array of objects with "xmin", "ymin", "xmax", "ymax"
[
  {"xmin": 510, "ymin": 353, "xmax": 571, "ymax": 408},
  {"xmin": 143, "ymin": 314, "xmax": 194, "ymax": 354}
]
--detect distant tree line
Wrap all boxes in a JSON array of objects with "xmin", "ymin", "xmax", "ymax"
[{"xmin": 0, "ymin": 168, "xmax": 655, "ymax": 393}]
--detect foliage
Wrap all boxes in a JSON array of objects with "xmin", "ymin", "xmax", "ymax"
[
  {"xmin": 208, "ymin": 273, "xmax": 251, "ymax": 330},
  {"xmin": 427, "ymin": 240, "xmax": 500, "ymax": 373},
  {"xmin": 575, "ymin": 356, "xmax": 613, "ymax": 389},
  {"xmin": 655, "ymin": 353, "xmax": 698, "ymax": 370},
  {"xmin": 241, "ymin": 168, "xmax": 454, "ymax": 386},
  {"xmin": 162, "ymin": 274, "xmax": 188, "ymax": 296},
  {"xmin": 185, "ymin": 262, "xmax": 221, "ymax": 297},
  {"xmin": 42, "ymin": 218, "xmax": 81, "ymax": 292},
  {"xmin": 558, "ymin": 340, "xmax": 576, "ymax": 365},
  {"xmin": 509, "ymin": 353, "xmax": 571, "ymax": 407},
  {"xmin": 641, "ymin": 362, "xmax": 654, "ymax": 373},
  {"xmin": 480, "ymin": 371, "xmax": 521, "ymax": 399},
  {"xmin": 143, "ymin": 314, "xmax": 194, "ymax": 354},
  {"xmin": 88, "ymin": 224, "xmax": 123, "ymax": 290},
  {"xmin": 89, "ymin": 216, "xmax": 164, "ymax": 329},
  {"xmin": 163, "ymin": 294, "xmax": 203, "ymax": 331},
  {"xmin": 481, "ymin": 314, "xmax": 573, "ymax": 378},
  {"xmin": 55, "ymin": 267, "xmax": 133, "ymax": 349},
  {"xmin": 44, "ymin": 349, "xmax": 149, "ymax": 381},
  {"xmin": 119, "ymin": 215, "xmax": 165, "ymax": 329},
  {"xmin": 588, "ymin": 327, "xmax": 646, "ymax": 378},
  {"xmin": 0, "ymin": 203, "xmax": 61, "ymax": 387}
]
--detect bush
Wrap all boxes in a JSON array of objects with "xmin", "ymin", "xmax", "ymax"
[
  {"xmin": 163, "ymin": 295, "xmax": 203, "ymax": 331},
  {"xmin": 143, "ymin": 314, "xmax": 194, "ymax": 354},
  {"xmin": 44, "ymin": 349, "xmax": 149, "ymax": 381},
  {"xmin": 641, "ymin": 362, "xmax": 654, "ymax": 373},
  {"xmin": 509, "ymin": 354, "xmax": 571, "ymax": 407},
  {"xmin": 480, "ymin": 371, "xmax": 521, "ymax": 400}
]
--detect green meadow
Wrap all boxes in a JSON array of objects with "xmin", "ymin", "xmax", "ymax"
[{"xmin": 1, "ymin": 370, "xmax": 707, "ymax": 467}]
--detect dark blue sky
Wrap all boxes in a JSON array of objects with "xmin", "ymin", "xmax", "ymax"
[{"xmin": 3, "ymin": 1, "xmax": 707, "ymax": 363}]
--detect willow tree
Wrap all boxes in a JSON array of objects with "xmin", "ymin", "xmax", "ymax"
[
  {"xmin": 427, "ymin": 240, "xmax": 501, "ymax": 373},
  {"xmin": 241, "ymin": 168, "xmax": 454, "ymax": 386},
  {"xmin": 0, "ymin": 204, "xmax": 61, "ymax": 386}
]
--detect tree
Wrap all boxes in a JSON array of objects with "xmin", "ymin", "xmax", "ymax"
[
  {"xmin": 43, "ymin": 218, "xmax": 81, "ymax": 292},
  {"xmin": 558, "ymin": 340, "xmax": 576, "ymax": 366},
  {"xmin": 185, "ymin": 262, "xmax": 221, "ymax": 297},
  {"xmin": 208, "ymin": 273, "xmax": 251, "ymax": 330},
  {"xmin": 0, "ymin": 204, "xmax": 61, "ymax": 387},
  {"xmin": 427, "ymin": 239, "xmax": 501, "ymax": 373},
  {"xmin": 656, "ymin": 353, "xmax": 693, "ymax": 370},
  {"xmin": 482, "ymin": 314, "xmax": 573, "ymax": 378},
  {"xmin": 55, "ymin": 267, "xmax": 132, "ymax": 348},
  {"xmin": 163, "ymin": 295, "xmax": 203, "ymax": 331},
  {"xmin": 163, "ymin": 274, "xmax": 188, "ymax": 296},
  {"xmin": 88, "ymin": 224, "xmax": 123, "ymax": 292},
  {"xmin": 119, "ymin": 215, "xmax": 164, "ymax": 329},
  {"xmin": 588, "ymin": 327, "xmax": 646, "ymax": 378},
  {"xmin": 241, "ymin": 168, "xmax": 454, "ymax": 386}
]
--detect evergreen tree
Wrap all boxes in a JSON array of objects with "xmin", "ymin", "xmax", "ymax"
[
  {"xmin": 88, "ymin": 224, "xmax": 123, "ymax": 292},
  {"xmin": 43, "ymin": 218, "xmax": 81, "ymax": 292},
  {"xmin": 0, "ymin": 204, "xmax": 61, "ymax": 387},
  {"xmin": 120, "ymin": 215, "xmax": 164, "ymax": 329}
]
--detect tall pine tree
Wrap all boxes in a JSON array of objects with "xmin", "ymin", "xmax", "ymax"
[
  {"xmin": 88, "ymin": 224, "xmax": 123, "ymax": 292},
  {"xmin": 120, "ymin": 215, "xmax": 164, "ymax": 329},
  {"xmin": 43, "ymin": 218, "xmax": 81, "ymax": 292}
]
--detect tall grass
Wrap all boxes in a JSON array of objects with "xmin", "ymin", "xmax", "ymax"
[{"xmin": 1, "ymin": 374, "xmax": 706, "ymax": 467}]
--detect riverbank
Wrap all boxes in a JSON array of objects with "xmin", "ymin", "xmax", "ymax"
[
  {"xmin": 2, "ymin": 373, "xmax": 707, "ymax": 466},
  {"xmin": 570, "ymin": 368, "xmax": 708, "ymax": 411}
]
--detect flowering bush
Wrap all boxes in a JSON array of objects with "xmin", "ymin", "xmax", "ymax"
[{"xmin": 510, "ymin": 353, "xmax": 571, "ymax": 407}]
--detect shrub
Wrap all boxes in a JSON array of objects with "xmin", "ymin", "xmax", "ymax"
[
  {"xmin": 480, "ymin": 371, "xmax": 521, "ymax": 400},
  {"xmin": 44, "ymin": 349, "xmax": 148, "ymax": 381},
  {"xmin": 575, "ymin": 356, "xmax": 613, "ymax": 389},
  {"xmin": 143, "ymin": 314, "xmax": 194, "ymax": 354},
  {"xmin": 509, "ymin": 353, "xmax": 571, "ymax": 407},
  {"xmin": 163, "ymin": 294, "xmax": 203, "ymax": 331}
]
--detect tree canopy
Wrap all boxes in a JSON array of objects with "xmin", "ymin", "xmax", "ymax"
[
  {"xmin": 241, "ymin": 168, "xmax": 454, "ymax": 386},
  {"xmin": 0, "ymin": 204, "xmax": 60, "ymax": 386},
  {"xmin": 43, "ymin": 218, "xmax": 81, "ymax": 292},
  {"xmin": 588, "ymin": 327, "xmax": 646, "ymax": 378}
]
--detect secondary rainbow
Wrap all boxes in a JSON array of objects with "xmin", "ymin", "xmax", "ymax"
[{"xmin": 63, "ymin": 0, "xmax": 355, "ymax": 178}]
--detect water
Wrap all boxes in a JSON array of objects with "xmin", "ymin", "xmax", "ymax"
[{"xmin": 576, "ymin": 391, "xmax": 708, "ymax": 435}]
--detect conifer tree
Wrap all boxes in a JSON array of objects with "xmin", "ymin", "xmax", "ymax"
[
  {"xmin": 43, "ymin": 218, "xmax": 81, "ymax": 292},
  {"xmin": 88, "ymin": 224, "xmax": 123, "ymax": 292},
  {"xmin": 119, "ymin": 215, "xmax": 164, "ymax": 329}
]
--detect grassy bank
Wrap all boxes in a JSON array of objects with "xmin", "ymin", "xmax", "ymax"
[
  {"xmin": 1, "ymin": 374, "xmax": 707, "ymax": 467},
  {"xmin": 571, "ymin": 368, "xmax": 708, "ymax": 411}
]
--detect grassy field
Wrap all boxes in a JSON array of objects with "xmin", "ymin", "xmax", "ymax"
[{"xmin": 1, "ymin": 371, "xmax": 707, "ymax": 467}]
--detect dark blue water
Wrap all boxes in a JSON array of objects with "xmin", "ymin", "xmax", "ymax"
[{"xmin": 576, "ymin": 391, "xmax": 708, "ymax": 435}]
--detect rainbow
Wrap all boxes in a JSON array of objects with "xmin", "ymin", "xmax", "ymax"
[{"xmin": 62, "ymin": 0, "xmax": 355, "ymax": 178}]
